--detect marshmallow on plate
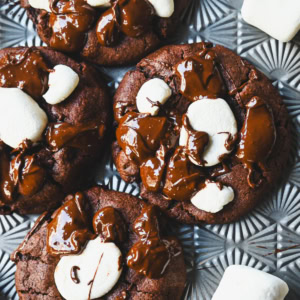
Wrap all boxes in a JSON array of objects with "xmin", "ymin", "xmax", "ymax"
[
  {"xmin": 179, "ymin": 98, "xmax": 237, "ymax": 167},
  {"xmin": 28, "ymin": 0, "xmax": 51, "ymax": 12},
  {"xmin": 136, "ymin": 78, "xmax": 172, "ymax": 116},
  {"xmin": 0, "ymin": 88, "xmax": 48, "ymax": 149},
  {"xmin": 148, "ymin": 0, "xmax": 174, "ymax": 18},
  {"xmin": 242, "ymin": 0, "xmax": 300, "ymax": 43},
  {"xmin": 43, "ymin": 65, "xmax": 79, "ymax": 105},
  {"xmin": 86, "ymin": 0, "xmax": 111, "ymax": 7},
  {"xmin": 191, "ymin": 180, "xmax": 234, "ymax": 213},
  {"xmin": 212, "ymin": 265, "xmax": 289, "ymax": 300},
  {"xmin": 54, "ymin": 237, "xmax": 122, "ymax": 300}
]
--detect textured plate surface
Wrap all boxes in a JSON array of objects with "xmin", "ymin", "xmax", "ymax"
[{"xmin": 1, "ymin": 0, "xmax": 300, "ymax": 299}]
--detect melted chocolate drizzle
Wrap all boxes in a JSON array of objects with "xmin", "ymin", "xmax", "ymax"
[
  {"xmin": 175, "ymin": 48, "xmax": 224, "ymax": 101},
  {"xmin": 182, "ymin": 114, "xmax": 209, "ymax": 166},
  {"xmin": 70, "ymin": 266, "xmax": 80, "ymax": 284},
  {"xmin": 92, "ymin": 206, "xmax": 127, "ymax": 243},
  {"xmin": 163, "ymin": 147, "xmax": 205, "ymax": 201},
  {"xmin": 47, "ymin": 192, "xmax": 95, "ymax": 255},
  {"xmin": 126, "ymin": 205, "xmax": 181, "ymax": 279},
  {"xmin": 49, "ymin": 0, "xmax": 96, "ymax": 52},
  {"xmin": 0, "ymin": 48, "xmax": 50, "ymax": 98},
  {"xmin": 45, "ymin": 122, "xmax": 104, "ymax": 153},
  {"xmin": 0, "ymin": 141, "xmax": 45, "ymax": 203},
  {"xmin": 236, "ymin": 96, "xmax": 276, "ymax": 188}
]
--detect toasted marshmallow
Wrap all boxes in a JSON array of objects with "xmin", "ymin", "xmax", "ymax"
[
  {"xmin": 242, "ymin": 0, "xmax": 300, "ymax": 43},
  {"xmin": 136, "ymin": 78, "xmax": 172, "ymax": 116},
  {"xmin": 191, "ymin": 181, "xmax": 234, "ymax": 213},
  {"xmin": 86, "ymin": 0, "xmax": 111, "ymax": 7},
  {"xmin": 43, "ymin": 65, "xmax": 79, "ymax": 105},
  {"xmin": 148, "ymin": 0, "xmax": 174, "ymax": 18},
  {"xmin": 28, "ymin": 0, "xmax": 51, "ymax": 12},
  {"xmin": 0, "ymin": 88, "xmax": 48, "ymax": 149},
  {"xmin": 212, "ymin": 265, "xmax": 289, "ymax": 300},
  {"xmin": 179, "ymin": 98, "xmax": 237, "ymax": 167},
  {"xmin": 54, "ymin": 237, "xmax": 122, "ymax": 300}
]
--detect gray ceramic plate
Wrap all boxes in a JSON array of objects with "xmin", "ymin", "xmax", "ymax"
[{"xmin": 0, "ymin": 0, "xmax": 300, "ymax": 299}]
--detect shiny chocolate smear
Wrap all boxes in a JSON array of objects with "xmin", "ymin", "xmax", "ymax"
[
  {"xmin": 96, "ymin": 5, "xmax": 120, "ymax": 46},
  {"xmin": 163, "ymin": 147, "xmax": 204, "ymax": 201},
  {"xmin": 93, "ymin": 206, "xmax": 127, "ymax": 243},
  {"xmin": 70, "ymin": 266, "xmax": 80, "ymax": 284},
  {"xmin": 133, "ymin": 205, "xmax": 161, "ymax": 239},
  {"xmin": 140, "ymin": 144, "xmax": 167, "ymax": 192},
  {"xmin": 175, "ymin": 50, "xmax": 223, "ymax": 101},
  {"xmin": 118, "ymin": 0, "xmax": 154, "ymax": 38},
  {"xmin": 116, "ymin": 112, "xmax": 168, "ymax": 164},
  {"xmin": 0, "ymin": 142, "xmax": 15, "ymax": 203},
  {"xmin": 236, "ymin": 96, "xmax": 276, "ymax": 188},
  {"xmin": 0, "ymin": 48, "xmax": 49, "ymax": 99},
  {"xmin": 182, "ymin": 114, "xmax": 209, "ymax": 166},
  {"xmin": 47, "ymin": 192, "xmax": 94, "ymax": 255},
  {"xmin": 45, "ymin": 122, "xmax": 103, "ymax": 152},
  {"xmin": 126, "ymin": 205, "xmax": 180, "ymax": 279},
  {"xmin": 49, "ymin": 0, "xmax": 96, "ymax": 52},
  {"xmin": 0, "ymin": 141, "xmax": 45, "ymax": 203},
  {"xmin": 126, "ymin": 237, "xmax": 171, "ymax": 278}
]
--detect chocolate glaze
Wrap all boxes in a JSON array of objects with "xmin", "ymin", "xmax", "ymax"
[
  {"xmin": 182, "ymin": 114, "xmax": 209, "ymax": 166},
  {"xmin": 70, "ymin": 266, "xmax": 80, "ymax": 284},
  {"xmin": 126, "ymin": 205, "xmax": 180, "ymax": 279},
  {"xmin": 93, "ymin": 206, "xmax": 127, "ymax": 243},
  {"xmin": 45, "ymin": 122, "xmax": 104, "ymax": 153},
  {"xmin": 133, "ymin": 205, "xmax": 161, "ymax": 238},
  {"xmin": 0, "ymin": 48, "xmax": 49, "ymax": 98},
  {"xmin": 116, "ymin": 112, "xmax": 169, "ymax": 164},
  {"xmin": 118, "ymin": 0, "xmax": 154, "ymax": 38},
  {"xmin": 49, "ymin": 0, "xmax": 96, "ymax": 52},
  {"xmin": 163, "ymin": 147, "xmax": 205, "ymax": 201},
  {"xmin": 96, "ymin": 5, "xmax": 120, "ymax": 47},
  {"xmin": 140, "ymin": 144, "xmax": 167, "ymax": 192},
  {"xmin": 47, "ymin": 192, "xmax": 94, "ymax": 255},
  {"xmin": 236, "ymin": 96, "xmax": 276, "ymax": 188},
  {"xmin": 0, "ymin": 141, "xmax": 45, "ymax": 203},
  {"xmin": 175, "ymin": 49, "xmax": 224, "ymax": 101}
]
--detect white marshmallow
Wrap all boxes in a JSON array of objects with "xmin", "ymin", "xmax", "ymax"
[
  {"xmin": 148, "ymin": 0, "xmax": 174, "ymax": 18},
  {"xmin": 86, "ymin": 0, "xmax": 111, "ymax": 7},
  {"xmin": 242, "ymin": 0, "xmax": 300, "ymax": 43},
  {"xmin": 212, "ymin": 265, "xmax": 289, "ymax": 300},
  {"xmin": 0, "ymin": 88, "xmax": 48, "ymax": 149},
  {"xmin": 54, "ymin": 237, "xmax": 122, "ymax": 300},
  {"xmin": 191, "ymin": 181, "xmax": 234, "ymax": 213},
  {"xmin": 179, "ymin": 98, "xmax": 237, "ymax": 167},
  {"xmin": 136, "ymin": 78, "xmax": 172, "ymax": 116},
  {"xmin": 28, "ymin": 0, "xmax": 51, "ymax": 12},
  {"xmin": 43, "ymin": 65, "xmax": 79, "ymax": 105}
]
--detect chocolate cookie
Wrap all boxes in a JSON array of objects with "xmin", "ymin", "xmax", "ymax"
[
  {"xmin": 112, "ymin": 42, "xmax": 291, "ymax": 224},
  {"xmin": 11, "ymin": 187, "xmax": 186, "ymax": 300},
  {"xmin": 0, "ymin": 47, "xmax": 110, "ymax": 214},
  {"xmin": 21, "ymin": 0, "xmax": 188, "ymax": 66}
]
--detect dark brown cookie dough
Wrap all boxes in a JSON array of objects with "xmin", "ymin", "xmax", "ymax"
[
  {"xmin": 11, "ymin": 187, "xmax": 186, "ymax": 300},
  {"xmin": 20, "ymin": 0, "xmax": 188, "ymax": 66},
  {"xmin": 112, "ymin": 42, "xmax": 291, "ymax": 224},
  {"xmin": 0, "ymin": 47, "xmax": 110, "ymax": 215}
]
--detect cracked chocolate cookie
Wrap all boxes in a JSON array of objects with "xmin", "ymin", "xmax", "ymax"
[
  {"xmin": 0, "ymin": 47, "xmax": 110, "ymax": 215},
  {"xmin": 11, "ymin": 187, "xmax": 186, "ymax": 300},
  {"xmin": 21, "ymin": 0, "xmax": 188, "ymax": 66},
  {"xmin": 112, "ymin": 42, "xmax": 291, "ymax": 224}
]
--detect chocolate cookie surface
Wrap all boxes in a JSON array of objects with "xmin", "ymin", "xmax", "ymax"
[
  {"xmin": 0, "ymin": 47, "xmax": 110, "ymax": 215},
  {"xmin": 21, "ymin": 0, "xmax": 188, "ymax": 66},
  {"xmin": 113, "ymin": 42, "xmax": 291, "ymax": 224},
  {"xmin": 11, "ymin": 187, "xmax": 186, "ymax": 300}
]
